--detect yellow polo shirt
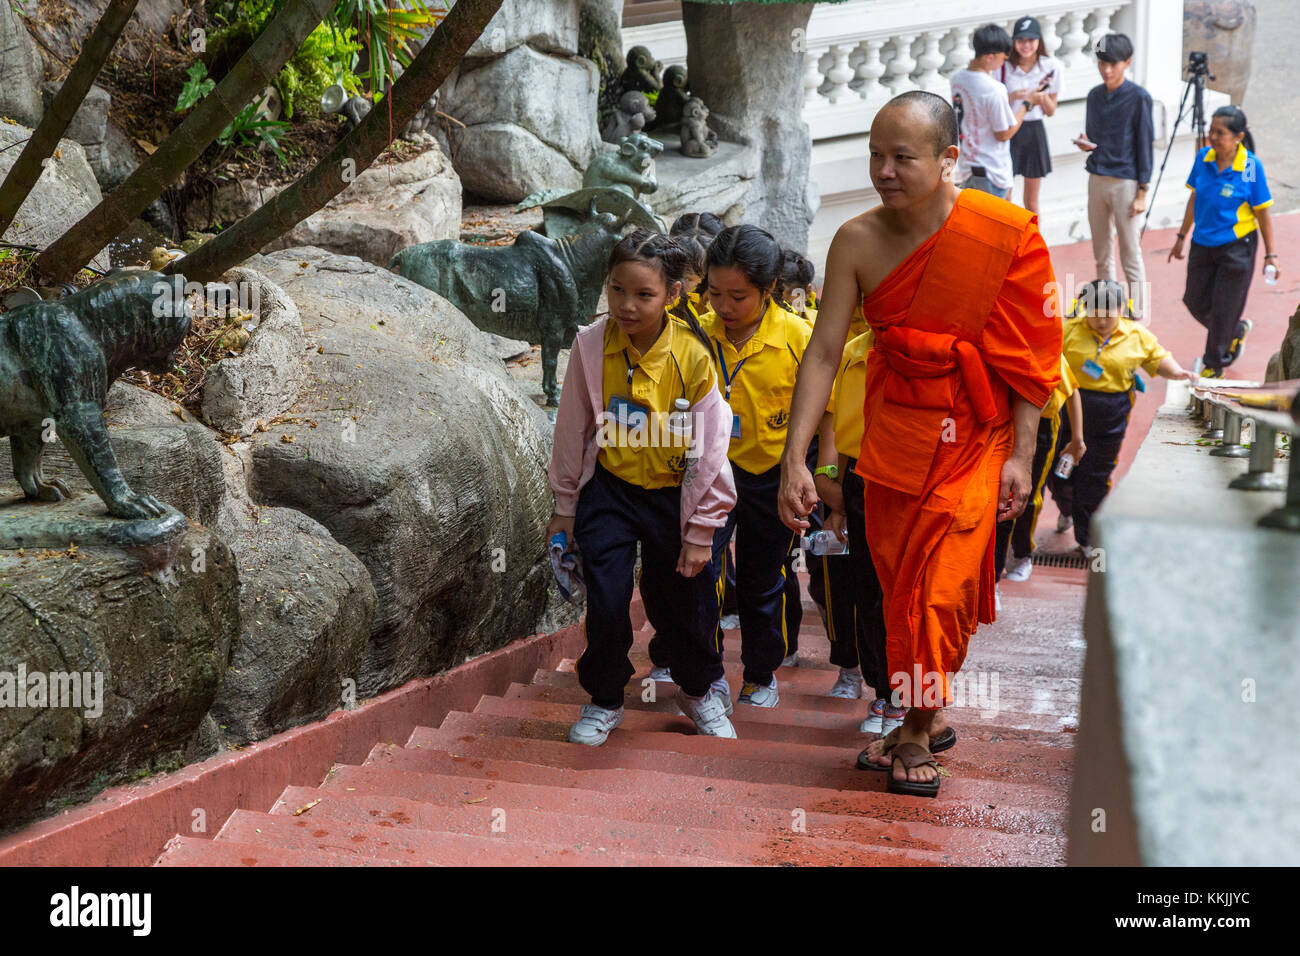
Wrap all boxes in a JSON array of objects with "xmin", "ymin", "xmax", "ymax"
[
  {"xmin": 1062, "ymin": 316, "xmax": 1169, "ymax": 394},
  {"xmin": 702, "ymin": 296, "xmax": 828, "ymax": 475},
  {"xmin": 832, "ymin": 330, "xmax": 875, "ymax": 457},
  {"xmin": 1041, "ymin": 354, "xmax": 1078, "ymax": 419},
  {"xmin": 598, "ymin": 316, "xmax": 718, "ymax": 488}
]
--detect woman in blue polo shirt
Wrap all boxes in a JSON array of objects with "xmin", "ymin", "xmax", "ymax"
[{"xmin": 1168, "ymin": 106, "xmax": 1277, "ymax": 378}]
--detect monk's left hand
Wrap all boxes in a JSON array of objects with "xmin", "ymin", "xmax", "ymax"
[
  {"xmin": 997, "ymin": 455, "xmax": 1033, "ymax": 522},
  {"xmin": 779, "ymin": 456, "xmax": 818, "ymax": 531}
]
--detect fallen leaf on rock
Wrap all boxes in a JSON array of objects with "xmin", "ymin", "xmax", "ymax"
[{"xmin": 293, "ymin": 799, "xmax": 321, "ymax": 816}]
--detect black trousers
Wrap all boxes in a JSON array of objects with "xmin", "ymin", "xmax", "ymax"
[
  {"xmin": 1046, "ymin": 389, "xmax": 1133, "ymax": 549},
  {"xmin": 1183, "ymin": 232, "xmax": 1257, "ymax": 370},
  {"xmin": 712, "ymin": 461, "xmax": 797, "ymax": 686},
  {"xmin": 843, "ymin": 459, "xmax": 890, "ymax": 698},
  {"xmin": 994, "ymin": 415, "xmax": 1060, "ymax": 577},
  {"xmin": 575, "ymin": 462, "xmax": 723, "ymax": 706}
]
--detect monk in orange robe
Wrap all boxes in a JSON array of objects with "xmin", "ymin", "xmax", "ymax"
[{"xmin": 779, "ymin": 91, "xmax": 1062, "ymax": 796}]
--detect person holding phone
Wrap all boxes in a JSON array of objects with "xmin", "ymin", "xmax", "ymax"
[
  {"xmin": 1000, "ymin": 16, "xmax": 1060, "ymax": 214},
  {"xmin": 1075, "ymin": 33, "xmax": 1154, "ymax": 319}
]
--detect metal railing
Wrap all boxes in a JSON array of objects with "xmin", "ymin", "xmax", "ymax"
[{"xmin": 1188, "ymin": 382, "xmax": 1300, "ymax": 532}]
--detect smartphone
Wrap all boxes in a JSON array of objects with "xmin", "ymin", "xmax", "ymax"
[
  {"xmin": 1035, "ymin": 70, "xmax": 1055, "ymax": 92},
  {"xmin": 1073, "ymin": 134, "xmax": 1095, "ymax": 149}
]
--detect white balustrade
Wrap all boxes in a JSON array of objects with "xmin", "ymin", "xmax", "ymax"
[
  {"xmin": 883, "ymin": 32, "xmax": 919, "ymax": 95},
  {"xmin": 803, "ymin": 47, "xmax": 828, "ymax": 109},
  {"xmin": 1060, "ymin": 10, "xmax": 1091, "ymax": 67},
  {"xmin": 914, "ymin": 30, "xmax": 949, "ymax": 95},
  {"xmin": 825, "ymin": 44, "xmax": 857, "ymax": 104},
  {"xmin": 856, "ymin": 37, "xmax": 892, "ymax": 109}
]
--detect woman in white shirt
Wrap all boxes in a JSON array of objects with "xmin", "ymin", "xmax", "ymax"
[{"xmin": 1000, "ymin": 16, "xmax": 1061, "ymax": 213}]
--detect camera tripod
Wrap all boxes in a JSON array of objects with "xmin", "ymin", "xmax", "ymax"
[{"xmin": 1141, "ymin": 52, "xmax": 1215, "ymax": 238}]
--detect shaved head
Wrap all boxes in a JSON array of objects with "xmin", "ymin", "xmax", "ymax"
[{"xmin": 878, "ymin": 91, "xmax": 958, "ymax": 158}]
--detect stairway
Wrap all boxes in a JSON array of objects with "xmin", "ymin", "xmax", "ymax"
[{"xmin": 154, "ymin": 568, "xmax": 1084, "ymax": 866}]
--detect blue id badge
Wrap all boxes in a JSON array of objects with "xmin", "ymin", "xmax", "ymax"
[
  {"xmin": 730, "ymin": 414, "xmax": 742, "ymax": 439},
  {"xmin": 1081, "ymin": 358, "xmax": 1104, "ymax": 380},
  {"xmin": 608, "ymin": 394, "xmax": 649, "ymax": 427}
]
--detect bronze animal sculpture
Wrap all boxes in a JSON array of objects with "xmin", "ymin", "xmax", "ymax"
[
  {"xmin": 388, "ymin": 201, "xmax": 634, "ymax": 405},
  {"xmin": 0, "ymin": 270, "xmax": 191, "ymax": 518}
]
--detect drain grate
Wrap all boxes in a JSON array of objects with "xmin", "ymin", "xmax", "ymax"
[{"xmin": 1030, "ymin": 550, "xmax": 1089, "ymax": 569}]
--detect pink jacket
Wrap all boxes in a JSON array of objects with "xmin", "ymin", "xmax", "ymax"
[{"xmin": 548, "ymin": 317, "xmax": 736, "ymax": 547}]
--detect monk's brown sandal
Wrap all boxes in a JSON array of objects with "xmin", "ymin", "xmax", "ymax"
[
  {"xmin": 884, "ymin": 743, "xmax": 942, "ymax": 797},
  {"xmin": 856, "ymin": 726, "xmax": 956, "ymax": 772}
]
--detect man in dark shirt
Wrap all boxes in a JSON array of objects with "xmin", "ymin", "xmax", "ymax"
[{"xmin": 1075, "ymin": 33, "xmax": 1154, "ymax": 317}]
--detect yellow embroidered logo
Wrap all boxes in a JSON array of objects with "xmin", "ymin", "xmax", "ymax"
[{"xmin": 766, "ymin": 409, "xmax": 789, "ymax": 429}]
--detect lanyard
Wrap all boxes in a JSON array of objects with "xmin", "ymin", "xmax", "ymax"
[
  {"xmin": 1092, "ymin": 329, "xmax": 1117, "ymax": 358},
  {"xmin": 623, "ymin": 348, "xmax": 687, "ymax": 400},
  {"xmin": 715, "ymin": 340, "xmax": 749, "ymax": 401}
]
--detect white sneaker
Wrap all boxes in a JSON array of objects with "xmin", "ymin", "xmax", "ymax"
[
  {"xmin": 827, "ymin": 668, "xmax": 865, "ymax": 699},
  {"xmin": 738, "ymin": 678, "xmax": 779, "ymax": 708},
  {"xmin": 568, "ymin": 703, "xmax": 624, "ymax": 746},
  {"xmin": 711, "ymin": 676, "xmax": 734, "ymax": 716},
  {"xmin": 995, "ymin": 585, "xmax": 1002, "ymax": 613},
  {"xmin": 881, "ymin": 705, "xmax": 905, "ymax": 736},
  {"xmin": 1005, "ymin": 555, "xmax": 1033, "ymax": 582},
  {"xmin": 677, "ymin": 678, "xmax": 733, "ymax": 717},
  {"xmin": 1056, "ymin": 512, "xmax": 1072, "ymax": 533},
  {"xmin": 859, "ymin": 697, "xmax": 885, "ymax": 733},
  {"xmin": 781, "ymin": 653, "xmax": 799, "ymax": 668},
  {"xmin": 647, "ymin": 665, "xmax": 674, "ymax": 683},
  {"xmin": 719, "ymin": 613, "xmax": 740, "ymax": 630},
  {"xmin": 678, "ymin": 688, "xmax": 737, "ymax": 738}
]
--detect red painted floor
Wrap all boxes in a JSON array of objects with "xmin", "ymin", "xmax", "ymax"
[{"xmin": 154, "ymin": 566, "xmax": 1085, "ymax": 867}]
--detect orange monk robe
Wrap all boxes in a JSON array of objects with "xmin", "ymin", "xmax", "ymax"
[{"xmin": 855, "ymin": 191, "xmax": 1062, "ymax": 709}]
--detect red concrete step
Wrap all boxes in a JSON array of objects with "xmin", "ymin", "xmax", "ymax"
[
  {"xmin": 265, "ymin": 785, "xmax": 942, "ymax": 866},
  {"xmin": 389, "ymin": 725, "xmax": 1071, "ymax": 815},
  {"xmin": 310, "ymin": 766, "xmax": 1065, "ymax": 864},
  {"xmin": 434, "ymin": 708, "xmax": 1073, "ymax": 793},
  {"xmin": 216, "ymin": 807, "xmax": 723, "ymax": 866},
  {"xmin": 358, "ymin": 744, "xmax": 1066, "ymax": 843},
  {"xmin": 501, "ymin": 680, "xmax": 1078, "ymax": 741},
  {"xmin": 523, "ymin": 668, "xmax": 1078, "ymax": 734},
  {"xmin": 153, "ymin": 834, "xmax": 401, "ymax": 867},
  {"xmin": 470, "ymin": 694, "xmax": 1075, "ymax": 765}
]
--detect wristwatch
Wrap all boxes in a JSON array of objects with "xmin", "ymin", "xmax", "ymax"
[
  {"xmin": 814, "ymin": 464, "xmax": 839, "ymax": 480},
  {"xmin": 1021, "ymin": 100, "xmax": 1032, "ymax": 111}
]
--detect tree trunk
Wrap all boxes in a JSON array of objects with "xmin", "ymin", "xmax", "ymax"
[
  {"xmin": 0, "ymin": 0, "xmax": 141, "ymax": 238},
  {"xmin": 170, "ymin": 0, "xmax": 504, "ymax": 284},
  {"xmin": 33, "ymin": 0, "xmax": 337, "ymax": 283}
]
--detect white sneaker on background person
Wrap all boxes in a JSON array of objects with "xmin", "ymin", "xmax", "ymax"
[
  {"xmin": 678, "ymin": 688, "xmax": 737, "ymax": 738},
  {"xmin": 648, "ymin": 666, "xmax": 674, "ymax": 683},
  {"xmin": 719, "ymin": 613, "xmax": 740, "ymax": 630},
  {"xmin": 781, "ymin": 652, "xmax": 799, "ymax": 668},
  {"xmin": 738, "ymin": 678, "xmax": 779, "ymax": 708},
  {"xmin": 567, "ymin": 704, "xmax": 625, "ymax": 746},
  {"xmin": 1005, "ymin": 554, "xmax": 1033, "ymax": 582},
  {"xmin": 860, "ymin": 697, "xmax": 886, "ymax": 733},
  {"xmin": 827, "ymin": 667, "xmax": 865, "ymax": 699}
]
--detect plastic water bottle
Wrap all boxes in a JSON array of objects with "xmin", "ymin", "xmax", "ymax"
[
  {"xmin": 666, "ymin": 398, "xmax": 692, "ymax": 444},
  {"xmin": 1264, "ymin": 262, "xmax": 1279, "ymax": 285},
  {"xmin": 1053, "ymin": 453, "xmax": 1076, "ymax": 479},
  {"xmin": 801, "ymin": 531, "xmax": 850, "ymax": 556}
]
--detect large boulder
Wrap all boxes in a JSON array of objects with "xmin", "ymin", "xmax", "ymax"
[
  {"xmin": 264, "ymin": 135, "xmax": 461, "ymax": 266},
  {"xmin": 0, "ymin": 2, "xmax": 44, "ymax": 128},
  {"xmin": 457, "ymin": 0, "xmax": 580, "ymax": 56},
  {"xmin": 438, "ymin": 38, "xmax": 601, "ymax": 202},
  {"xmin": 200, "ymin": 267, "xmax": 308, "ymax": 437},
  {"xmin": 0, "ymin": 524, "xmax": 239, "ymax": 833},
  {"xmin": 207, "ymin": 503, "xmax": 376, "ymax": 744},
  {"xmin": 236, "ymin": 247, "xmax": 554, "ymax": 696},
  {"xmin": 0, "ymin": 122, "xmax": 110, "ymax": 272}
]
